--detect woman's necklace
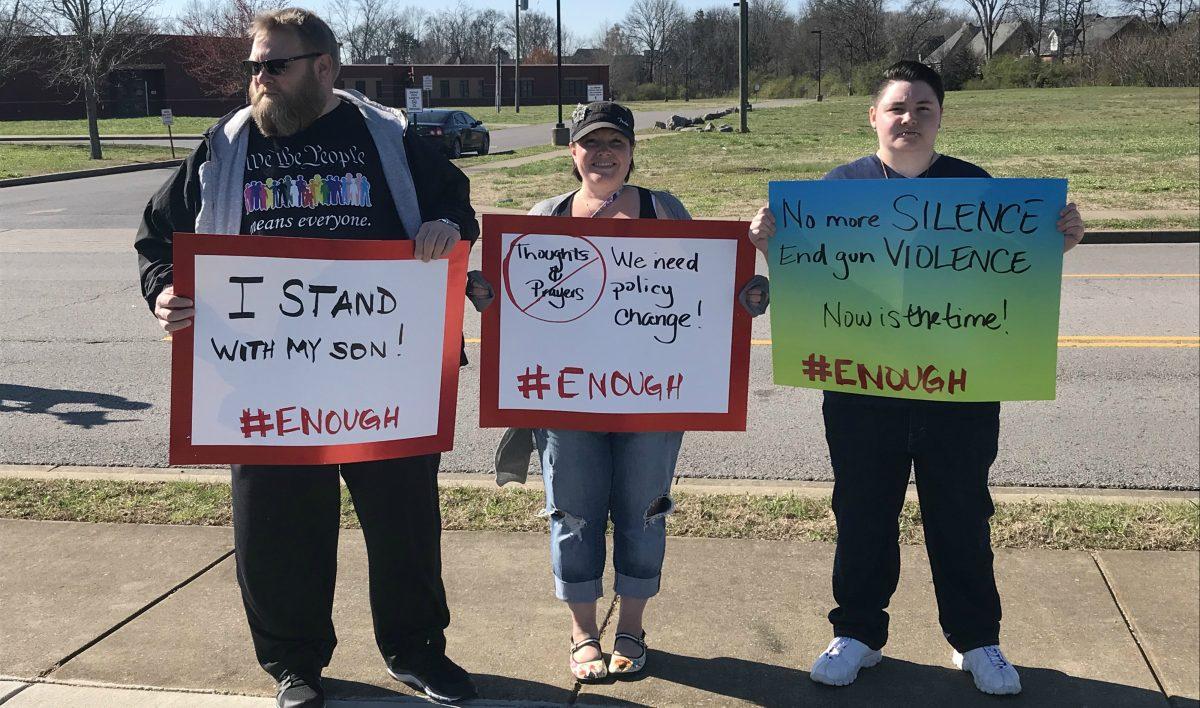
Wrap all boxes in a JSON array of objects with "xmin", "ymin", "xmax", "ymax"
[
  {"xmin": 879, "ymin": 152, "xmax": 940, "ymax": 179},
  {"xmin": 584, "ymin": 186, "xmax": 624, "ymax": 217}
]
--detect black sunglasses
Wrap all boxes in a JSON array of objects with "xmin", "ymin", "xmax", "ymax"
[{"xmin": 241, "ymin": 52, "xmax": 323, "ymax": 78}]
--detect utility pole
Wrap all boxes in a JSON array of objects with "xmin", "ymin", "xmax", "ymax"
[
  {"xmin": 552, "ymin": 0, "xmax": 569, "ymax": 144},
  {"xmin": 811, "ymin": 29, "xmax": 823, "ymax": 101},
  {"xmin": 496, "ymin": 46, "xmax": 502, "ymax": 113},
  {"xmin": 515, "ymin": 0, "xmax": 526, "ymax": 113},
  {"xmin": 736, "ymin": 0, "xmax": 749, "ymax": 132}
]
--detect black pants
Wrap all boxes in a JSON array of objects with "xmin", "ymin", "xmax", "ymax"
[
  {"xmin": 822, "ymin": 394, "xmax": 1003, "ymax": 653},
  {"xmin": 231, "ymin": 454, "xmax": 449, "ymax": 682}
]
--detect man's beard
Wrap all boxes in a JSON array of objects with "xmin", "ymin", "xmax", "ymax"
[{"xmin": 249, "ymin": 69, "xmax": 326, "ymax": 137}]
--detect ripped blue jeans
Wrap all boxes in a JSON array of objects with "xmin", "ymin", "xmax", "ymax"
[{"xmin": 534, "ymin": 429, "xmax": 684, "ymax": 603}]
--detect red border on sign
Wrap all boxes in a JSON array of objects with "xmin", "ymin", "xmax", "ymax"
[
  {"xmin": 479, "ymin": 214, "xmax": 753, "ymax": 432},
  {"xmin": 169, "ymin": 232, "xmax": 469, "ymax": 465}
]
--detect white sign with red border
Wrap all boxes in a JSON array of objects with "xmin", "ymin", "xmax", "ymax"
[{"xmin": 169, "ymin": 233, "xmax": 468, "ymax": 465}]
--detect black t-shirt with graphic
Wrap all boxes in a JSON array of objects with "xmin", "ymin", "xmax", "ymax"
[{"xmin": 241, "ymin": 100, "xmax": 408, "ymax": 240}]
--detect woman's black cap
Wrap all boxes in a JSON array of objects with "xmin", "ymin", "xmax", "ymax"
[{"xmin": 570, "ymin": 101, "xmax": 635, "ymax": 142}]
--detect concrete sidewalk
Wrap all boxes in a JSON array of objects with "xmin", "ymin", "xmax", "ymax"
[{"xmin": 0, "ymin": 518, "xmax": 1196, "ymax": 707}]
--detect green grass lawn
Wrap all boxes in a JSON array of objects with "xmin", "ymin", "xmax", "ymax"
[
  {"xmin": 472, "ymin": 86, "xmax": 1200, "ymax": 228},
  {"xmin": 0, "ymin": 115, "xmax": 218, "ymax": 136},
  {"xmin": 0, "ymin": 144, "xmax": 187, "ymax": 179}
]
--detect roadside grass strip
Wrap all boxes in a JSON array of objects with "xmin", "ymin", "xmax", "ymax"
[
  {"xmin": 1, "ymin": 479, "xmax": 1195, "ymax": 552},
  {"xmin": 0, "ymin": 115, "xmax": 218, "ymax": 136},
  {"xmin": 0, "ymin": 144, "xmax": 187, "ymax": 179}
]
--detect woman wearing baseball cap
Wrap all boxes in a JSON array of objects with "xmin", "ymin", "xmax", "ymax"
[{"xmin": 478, "ymin": 101, "xmax": 772, "ymax": 682}]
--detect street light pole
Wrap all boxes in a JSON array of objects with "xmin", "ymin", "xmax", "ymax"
[
  {"xmin": 811, "ymin": 29, "xmax": 823, "ymax": 102},
  {"xmin": 514, "ymin": 0, "xmax": 522, "ymax": 113},
  {"xmin": 551, "ymin": 0, "xmax": 569, "ymax": 144},
  {"xmin": 736, "ymin": 0, "xmax": 749, "ymax": 132}
]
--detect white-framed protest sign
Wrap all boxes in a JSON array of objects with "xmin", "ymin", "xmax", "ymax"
[
  {"xmin": 169, "ymin": 233, "xmax": 468, "ymax": 465},
  {"xmin": 479, "ymin": 214, "xmax": 755, "ymax": 432}
]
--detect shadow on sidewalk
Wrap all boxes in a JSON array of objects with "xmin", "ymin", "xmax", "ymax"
[
  {"xmin": 322, "ymin": 675, "xmax": 575, "ymax": 704},
  {"xmin": 0, "ymin": 383, "xmax": 151, "ymax": 428},
  {"xmin": 581, "ymin": 651, "xmax": 1178, "ymax": 707}
]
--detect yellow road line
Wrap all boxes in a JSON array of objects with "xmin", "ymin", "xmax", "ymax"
[
  {"xmin": 1064, "ymin": 273, "xmax": 1199, "ymax": 279},
  {"xmin": 1058, "ymin": 342, "xmax": 1199, "ymax": 348}
]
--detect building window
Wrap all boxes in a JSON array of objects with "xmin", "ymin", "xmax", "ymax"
[
  {"xmin": 519, "ymin": 78, "xmax": 533, "ymax": 99},
  {"xmin": 375, "ymin": 80, "xmax": 384, "ymax": 99},
  {"xmin": 355, "ymin": 80, "xmax": 366, "ymax": 94},
  {"xmin": 565, "ymin": 79, "xmax": 586, "ymax": 98},
  {"xmin": 439, "ymin": 79, "xmax": 450, "ymax": 98},
  {"xmin": 459, "ymin": 79, "xmax": 469, "ymax": 97}
]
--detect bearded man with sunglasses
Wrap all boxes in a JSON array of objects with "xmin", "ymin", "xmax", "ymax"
[{"xmin": 134, "ymin": 9, "xmax": 478, "ymax": 708}]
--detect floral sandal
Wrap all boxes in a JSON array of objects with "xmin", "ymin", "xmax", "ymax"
[
  {"xmin": 570, "ymin": 636, "xmax": 608, "ymax": 681},
  {"xmin": 607, "ymin": 631, "xmax": 648, "ymax": 676}
]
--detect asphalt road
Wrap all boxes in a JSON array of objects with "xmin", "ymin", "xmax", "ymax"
[{"xmin": 1, "ymin": 169, "xmax": 1197, "ymax": 489}]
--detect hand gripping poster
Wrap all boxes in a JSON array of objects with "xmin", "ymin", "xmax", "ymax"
[
  {"xmin": 479, "ymin": 214, "xmax": 756, "ymax": 431},
  {"xmin": 768, "ymin": 178, "xmax": 1067, "ymax": 402},
  {"xmin": 169, "ymin": 233, "xmax": 468, "ymax": 465}
]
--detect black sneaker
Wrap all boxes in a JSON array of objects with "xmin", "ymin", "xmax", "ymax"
[
  {"xmin": 388, "ymin": 654, "xmax": 478, "ymax": 703},
  {"xmin": 276, "ymin": 673, "xmax": 324, "ymax": 708}
]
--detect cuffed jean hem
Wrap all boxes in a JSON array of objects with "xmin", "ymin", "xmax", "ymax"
[
  {"xmin": 555, "ymin": 576, "xmax": 604, "ymax": 603},
  {"xmin": 615, "ymin": 572, "xmax": 661, "ymax": 600}
]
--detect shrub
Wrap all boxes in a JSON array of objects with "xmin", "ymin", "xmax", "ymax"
[{"xmin": 626, "ymin": 82, "xmax": 668, "ymax": 101}]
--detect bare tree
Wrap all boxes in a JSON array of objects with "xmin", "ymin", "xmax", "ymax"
[
  {"xmin": 462, "ymin": 8, "xmax": 505, "ymax": 63},
  {"xmin": 964, "ymin": 0, "xmax": 1012, "ymax": 59},
  {"xmin": 1010, "ymin": 0, "xmax": 1052, "ymax": 54},
  {"xmin": 331, "ymin": 0, "xmax": 399, "ymax": 63},
  {"xmin": 750, "ymin": 0, "xmax": 798, "ymax": 75},
  {"xmin": 176, "ymin": 0, "xmax": 279, "ymax": 98},
  {"xmin": 29, "ymin": 0, "xmax": 163, "ymax": 159},
  {"xmin": 0, "ymin": 0, "xmax": 35, "ymax": 88},
  {"xmin": 504, "ymin": 9, "xmax": 554, "ymax": 60},
  {"xmin": 806, "ymin": 0, "xmax": 888, "ymax": 74},
  {"xmin": 889, "ymin": 0, "xmax": 950, "ymax": 57},
  {"xmin": 1121, "ymin": 0, "xmax": 1174, "ymax": 27},
  {"xmin": 623, "ymin": 0, "xmax": 682, "ymax": 83},
  {"xmin": 382, "ymin": 7, "xmax": 425, "ymax": 63},
  {"xmin": 422, "ymin": 3, "xmax": 482, "ymax": 63}
]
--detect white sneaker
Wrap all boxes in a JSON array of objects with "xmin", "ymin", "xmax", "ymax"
[
  {"xmin": 953, "ymin": 645, "xmax": 1022, "ymax": 695},
  {"xmin": 810, "ymin": 637, "xmax": 883, "ymax": 686}
]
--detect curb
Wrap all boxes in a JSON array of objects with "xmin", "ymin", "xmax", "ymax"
[
  {"xmin": 0, "ymin": 159, "xmax": 183, "ymax": 188},
  {"xmin": 0, "ymin": 135, "xmax": 203, "ymax": 141},
  {"xmin": 2, "ymin": 465, "xmax": 1196, "ymax": 504}
]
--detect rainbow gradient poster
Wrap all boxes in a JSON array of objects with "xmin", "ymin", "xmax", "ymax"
[{"xmin": 767, "ymin": 178, "xmax": 1067, "ymax": 402}]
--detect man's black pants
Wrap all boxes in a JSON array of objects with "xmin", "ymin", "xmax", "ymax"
[
  {"xmin": 231, "ymin": 454, "xmax": 449, "ymax": 682},
  {"xmin": 822, "ymin": 394, "xmax": 1003, "ymax": 653}
]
